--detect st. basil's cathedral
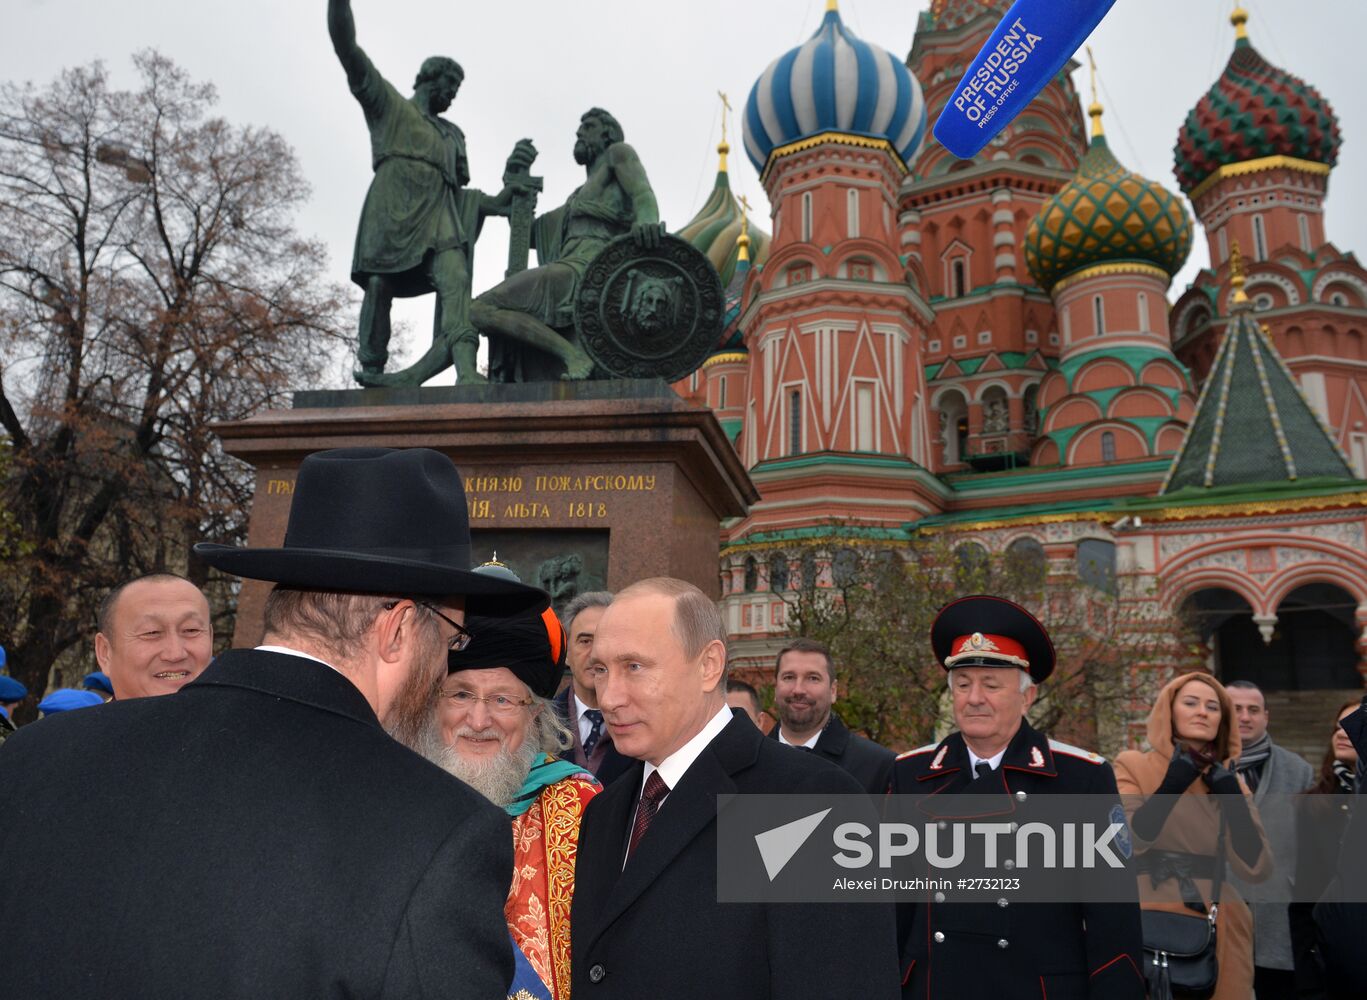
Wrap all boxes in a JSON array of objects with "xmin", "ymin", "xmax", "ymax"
[{"xmin": 673, "ymin": 0, "xmax": 1367, "ymax": 751}]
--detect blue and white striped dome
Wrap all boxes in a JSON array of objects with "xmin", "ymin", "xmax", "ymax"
[{"xmin": 743, "ymin": 2, "xmax": 928, "ymax": 176}]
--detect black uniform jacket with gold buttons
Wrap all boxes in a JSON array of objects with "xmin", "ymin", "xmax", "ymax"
[{"xmin": 890, "ymin": 720, "xmax": 1145, "ymax": 1000}]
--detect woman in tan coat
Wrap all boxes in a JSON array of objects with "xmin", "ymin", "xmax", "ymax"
[{"xmin": 1113, "ymin": 671, "xmax": 1271, "ymax": 1000}]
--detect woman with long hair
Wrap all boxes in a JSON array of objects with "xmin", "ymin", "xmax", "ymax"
[
  {"xmin": 1290, "ymin": 700, "xmax": 1359, "ymax": 998},
  {"xmin": 1114, "ymin": 672, "xmax": 1271, "ymax": 1000}
]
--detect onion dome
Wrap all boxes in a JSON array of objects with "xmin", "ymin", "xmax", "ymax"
[
  {"xmin": 1174, "ymin": 7, "xmax": 1341, "ymax": 197},
  {"xmin": 677, "ymin": 138, "xmax": 771, "ymax": 286},
  {"xmin": 744, "ymin": 0, "xmax": 927, "ymax": 177},
  {"xmin": 1025, "ymin": 98, "xmax": 1192, "ymax": 292}
]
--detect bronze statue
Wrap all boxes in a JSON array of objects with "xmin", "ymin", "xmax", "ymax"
[
  {"xmin": 332, "ymin": 4, "xmax": 721, "ymax": 387},
  {"xmin": 366, "ymin": 109, "xmax": 665, "ymax": 385},
  {"xmin": 476, "ymin": 109, "xmax": 662, "ymax": 383},
  {"xmin": 328, "ymin": 0, "xmax": 534, "ymax": 384}
]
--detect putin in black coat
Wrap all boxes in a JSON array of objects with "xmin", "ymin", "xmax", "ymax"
[
  {"xmin": 571, "ymin": 578, "xmax": 900, "ymax": 999},
  {"xmin": 0, "ymin": 448, "xmax": 547, "ymax": 1000}
]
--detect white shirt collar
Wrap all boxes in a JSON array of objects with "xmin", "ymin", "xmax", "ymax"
[
  {"xmin": 777, "ymin": 726, "xmax": 821, "ymax": 749},
  {"xmin": 569, "ymin": 689, "xmax": 597, "ymax": 723},
  {"xmin": 255, "ymin": 645, "xmax": 342, "ymax": 674},
  {"xmin": 968, "ymin": 746, "xmax": 1007, "ymax": 772},
  {"xmin": 641, "ymin": 703, "xmax": 733, "ymax": 797}
]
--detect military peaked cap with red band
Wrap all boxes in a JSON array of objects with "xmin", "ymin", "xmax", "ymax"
[
  {"xmin": 930, "ymin": 594, "xmax": 1055, "ymax": 684},
  {"xmin": 446, "ymin": 600, "xmax": 567, "ymax": 699}
]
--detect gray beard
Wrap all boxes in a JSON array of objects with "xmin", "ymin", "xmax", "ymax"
[{"xmin": 423, "ymin": 722, "xmax": 540, "ymax": 809}]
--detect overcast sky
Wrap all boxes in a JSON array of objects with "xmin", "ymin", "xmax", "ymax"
[{"xmin": 8, "ymin": 1, "xmax": 1365, "ymax": 378}]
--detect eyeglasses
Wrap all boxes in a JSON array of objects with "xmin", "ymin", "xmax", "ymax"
[
  {"xmin": 384, "ymin": 600, "xmax": 475, "ymax": 651},
  {"xmin": 441, "ymin": 690, "xmax": 534, "ymax": 715},
  {"xmin": 418, "ymin": 602, "xmax": 476, "ymax": 651}
]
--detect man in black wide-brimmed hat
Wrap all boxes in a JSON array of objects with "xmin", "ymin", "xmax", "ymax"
[
  {"xmin": 0, "ymin": 447, "xmax": 546, "ymax": 1000},
  {"xmin": 890, "ymin": 595, "xmax": 1145, "ymax": 1000}
]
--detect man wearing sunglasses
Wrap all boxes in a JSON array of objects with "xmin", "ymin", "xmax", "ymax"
[{"xmin": 0, "ymin": 448, "xmax": 547, "ymax": 1000}]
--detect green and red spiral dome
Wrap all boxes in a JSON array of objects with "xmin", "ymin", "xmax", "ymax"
[{"xmin": 1173, "ymin": 8, "xmax": 1340, "ymax": 197}]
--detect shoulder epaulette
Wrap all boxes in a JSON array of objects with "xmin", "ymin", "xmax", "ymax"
[
  {"xmin": 1048, "ymin": 738, "xmax": 1106, "ymax": 765},
  {"xmin": 896, "ymin": 742, "xmax": 939, "ymax": 761}
]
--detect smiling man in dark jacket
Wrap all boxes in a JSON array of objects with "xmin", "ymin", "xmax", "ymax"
[{"xmin": 769, "ymin": 637, "xmax": 895, "ymax": 794}]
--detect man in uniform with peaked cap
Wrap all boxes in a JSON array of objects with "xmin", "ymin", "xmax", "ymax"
[
  {"xmin": 0, "ymin": 447, "xmax": 545, "ymax": 1000},
  {"xmin": 890, "ymin": 595, "xmax": 1145, "ymax": 1000}
]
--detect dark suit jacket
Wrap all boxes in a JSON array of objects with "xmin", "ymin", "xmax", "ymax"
[
  {"xmin": 0, "ymin": 649, "xmax": 513, "ymax": 1000},
  {"xmin": 769, "ymin": 711, "xmax": 896, "ymax": 794},
  {"xmin": 890, "ymin": 722, "xmax": 1144, "ymax": 1000},
  {"xmin": 552, "ymin": 686, "xmax": 634, "ymax": 786},
  {"xmin": 571, "ymin": 713, "xmax": 900, "ymax": 998}
]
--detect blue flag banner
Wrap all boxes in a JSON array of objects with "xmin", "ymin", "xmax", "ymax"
[{"xmin": 933, "ymin": 0, "xmax": 1118, "ymax": 159}]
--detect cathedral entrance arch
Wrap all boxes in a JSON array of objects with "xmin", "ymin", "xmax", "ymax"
[{"xmin": 1180, "ymin": 584, "xmax": 1360, "ymax": 691}]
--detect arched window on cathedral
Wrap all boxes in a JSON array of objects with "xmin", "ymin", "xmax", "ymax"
[
  {"xmin": 832, "ymin": 548, "xmax": 860, "ymax": 587},
  {"xmin": 1253, "ymin": 215, "xmax": 1268, "ymax": 261},
  {"xmin": 952, "ymin": 258, "xmax": 967, "ymax": 298},
  {"xmin": 743, "ymin": 556, "xmax": 758, "ymax": 593},
  {"xmin": 954, "ymin": 542, "xmax": 991, "ymax": 590},
  {"xmin": 847, "ymin": 188, "xmax": 860, "ymax": 239},
  {"xmin": 788, "ymin": 390, "xmax": 803, "ymax": 456},
  {"xmin": 1092, "ymin": 295, "xmax": 1106, "ymax": 336},
  {"xmin": 1101, "ymin": 431, "xmax": 1116, "ymax": 462},
  {"xmin": 1077, "ymin": 539, "xmax": 1116, "ymax": 595},
  {"xmin": 801, "ymin": 192, "xmax": 813, "ymax": 242},
  {"xmin": 768, "ymin": 553, "xmax": 790, "ymax": 592},
  {"xmin": 1005, "ymin": 536, "xmax": 1047, "ymax": 592},
  {"xmin": 1022, "ymin": 384, "xmax": 1040, "ymax": 436}
]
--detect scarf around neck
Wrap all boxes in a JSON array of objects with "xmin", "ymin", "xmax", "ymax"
[
  {"xmin": 505, "ymin": 753, "xmax": 596, "ymax": 818},
  {"xmin": 1333, "ymin": 759, "xmax": 1355, "ymax": 793},
  {"xmin": 1236, "ymin": 731, "xmax": 1273, "ymax": 772}
]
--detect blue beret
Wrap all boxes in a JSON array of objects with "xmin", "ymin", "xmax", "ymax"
[
  {"xmin": 38, "ymin": 689, "xmax": 104, "ymax": 715},
  {"xmin": 0, "ymin": 675, "xmax": 26, "ymax": 703},
  {"xmin": 82, "ymin": 671, "xmax": 115, "ymax": 696}
]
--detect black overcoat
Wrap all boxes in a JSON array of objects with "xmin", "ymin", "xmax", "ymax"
[
  {"xmin": 0, "ymin": 649, "xmax": 513, "ymax": 999},
  {"xmin": 890, "ymin": 721, "xmax": 1145, "ymax": 1000},
  {"xmin": 571, "ymin": 713, "xmax": 901, "ymax": 998},
  {"xmin": 768, "ymin": 711, "xmax": 896, "ymax": 794}
]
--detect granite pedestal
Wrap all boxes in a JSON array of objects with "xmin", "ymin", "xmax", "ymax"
[{"xmin": 212, "ymin": 380, "xmax": 757, "ymax": 646}]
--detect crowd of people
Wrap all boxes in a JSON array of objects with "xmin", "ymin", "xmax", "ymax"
[{"xmin": 0, "ymin": 445, "xmax": 1363, "ymax": 1000}]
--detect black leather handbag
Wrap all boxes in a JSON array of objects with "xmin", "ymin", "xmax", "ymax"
[{"xmin": 1141, "ymin": 816, "xmax": 1225, "ymax": 1000}]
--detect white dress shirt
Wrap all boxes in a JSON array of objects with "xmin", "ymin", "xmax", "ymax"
[
  {"xmin": 569, "ymin": 689, "xmax": 600, "ymax": 746},
  {"xmin": 255, "ymin": 644, "xmax": 341, "ymax": 673},
  {"xmin": 968, "ymin": 746, "xmax": 1007, "ymax": 773},
  {"xmin": 624, "ymin": 703, "xmax": 733, "ymax": 867},
  {"xmin": 777, "ymin": 726, "xmax": 821, "ymax": 749}
]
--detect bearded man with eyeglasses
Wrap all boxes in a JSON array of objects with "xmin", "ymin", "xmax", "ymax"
[{"xmin": 423, "ymin": 597, "xmax": 600, "ymax": 1000}]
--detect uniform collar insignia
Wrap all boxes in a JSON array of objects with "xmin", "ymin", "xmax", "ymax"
[
  {"xmin": 930, "ymin": 746, "xmax": 949, "ymax": 770},
  {"xmin": 1028, "ymin": 745, "xmax": 1046, "ymax": 768}
]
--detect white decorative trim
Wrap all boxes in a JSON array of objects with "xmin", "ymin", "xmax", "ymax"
[{"xmin": 1312, "ymin": 271, "xmax": 1367, "ymax": 303}]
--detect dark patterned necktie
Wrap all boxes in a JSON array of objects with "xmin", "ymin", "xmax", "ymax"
[
  {"xmin": 974, "ymin": 762, "xmax": 994, "ymax": 782},
  {"xmin": 582, "ymin": 709, "xmax": 604, "ymax": 757},
  {"xmin": 627, "ymin": 771, "xmax": 669, "ymax": 861}
]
